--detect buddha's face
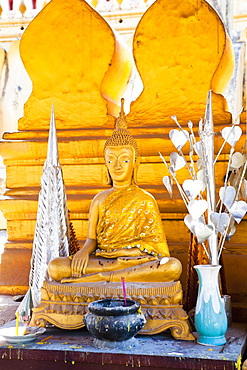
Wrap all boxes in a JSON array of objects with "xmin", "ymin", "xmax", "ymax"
[{"xmin": 105, "ymin": 146, "xmax": 135, "ymax": 186}]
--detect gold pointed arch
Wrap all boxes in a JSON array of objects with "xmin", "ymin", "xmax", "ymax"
[
  {"xmin": 19, "ymin": 0, "xmax": 132, "ymax": 130},
  {"xmin": 127, "ymin": 0, "xmax": 235, "ymax": 126}
]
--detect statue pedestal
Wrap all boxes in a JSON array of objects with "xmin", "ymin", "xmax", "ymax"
[{"xmin": 31, "ymin": 280, "xmax": 195, "ymax": 341}]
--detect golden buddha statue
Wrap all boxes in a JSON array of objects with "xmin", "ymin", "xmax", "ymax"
[
  {"xmin": 48, "ymin": 101, "xmax": 182, "ymax": 284},
  {"xmin": 32, "ymin": 104, "xmax": 193, "ymax": 340}
]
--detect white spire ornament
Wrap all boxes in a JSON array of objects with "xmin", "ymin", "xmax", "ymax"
[
  {"xmin": 17, "ymin": 105, "xmax": 70, "ymax": 319},
  {"xmin": 199, "ymin": 90, "xmax": 218, "ymax": 265}
]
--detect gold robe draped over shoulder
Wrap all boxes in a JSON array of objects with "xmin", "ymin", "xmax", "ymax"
[{"xmin": 96, "ymin": 185, "xmax": 170, "ymax": 257}]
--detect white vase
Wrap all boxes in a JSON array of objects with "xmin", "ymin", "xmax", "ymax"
[{"xmin": 194, "ymin": 264, "xmax": 227, "ymax": 346}]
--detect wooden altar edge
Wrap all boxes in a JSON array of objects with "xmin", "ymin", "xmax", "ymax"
[{"xmin": 0, "ymin": 325, "xmax": 246, "ymax": 370}]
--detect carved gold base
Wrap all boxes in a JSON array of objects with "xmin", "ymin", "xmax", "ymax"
[{"xmin": 31, "ymin": 280, "xmax": 195, "ymax": 341}]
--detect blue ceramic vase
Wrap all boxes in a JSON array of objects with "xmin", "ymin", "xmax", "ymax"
[{"xmin": 194, "ymin": 264, "xmax": 227, "ymax": 346}]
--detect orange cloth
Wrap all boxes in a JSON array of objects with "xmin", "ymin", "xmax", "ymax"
[{"xmin": 96, "ymin": 185, "xmax": 169, "ymax": 257}]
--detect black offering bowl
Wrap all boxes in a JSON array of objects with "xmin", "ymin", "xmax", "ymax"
[{"xmin": 84, "ymin": 299, "xmax": 145, "ymax": 349}]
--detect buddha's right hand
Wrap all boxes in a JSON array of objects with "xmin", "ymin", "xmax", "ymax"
[{"xmin": 71, "ymin": 249, "xmax": 89, "ymax": 277}]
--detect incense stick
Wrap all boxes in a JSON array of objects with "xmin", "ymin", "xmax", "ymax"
[{"xmin": 121, "ymin": 276, "xmax": 127, "ymax": 307}]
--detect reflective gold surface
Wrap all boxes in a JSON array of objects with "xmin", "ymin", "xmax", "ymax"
[
  {"xmin": 127, "ymin": 0, "xmax": 234, "ymax": 126},
  {"xmin": 48, "ymin": 142, "xmax": 181, "ymax": 283},
  {"xmin": 18, "ymin": 0, "xmax": 132, "ymax": 130},
  {"xmin": 42, "ymin": 127, "xmax": 194, "ymax": 340}
]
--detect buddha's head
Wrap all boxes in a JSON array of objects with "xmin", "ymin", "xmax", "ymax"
[{"xmin": 104, "ymin": 99, "xmax": 139, "ymax": 186}]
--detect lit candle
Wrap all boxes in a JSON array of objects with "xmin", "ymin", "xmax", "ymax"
[{"xmin": 15, "ymin": 312, "xmax": 19, "ymax": 336}]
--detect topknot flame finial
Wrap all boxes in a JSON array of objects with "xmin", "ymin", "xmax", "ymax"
[
  {"xmin": 115, "ymin": 98, "xmax": 128, "ymax": 130},
  {"xmin": 104, "ymin": 98, "xmax": 138, "ymax": 161}
]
